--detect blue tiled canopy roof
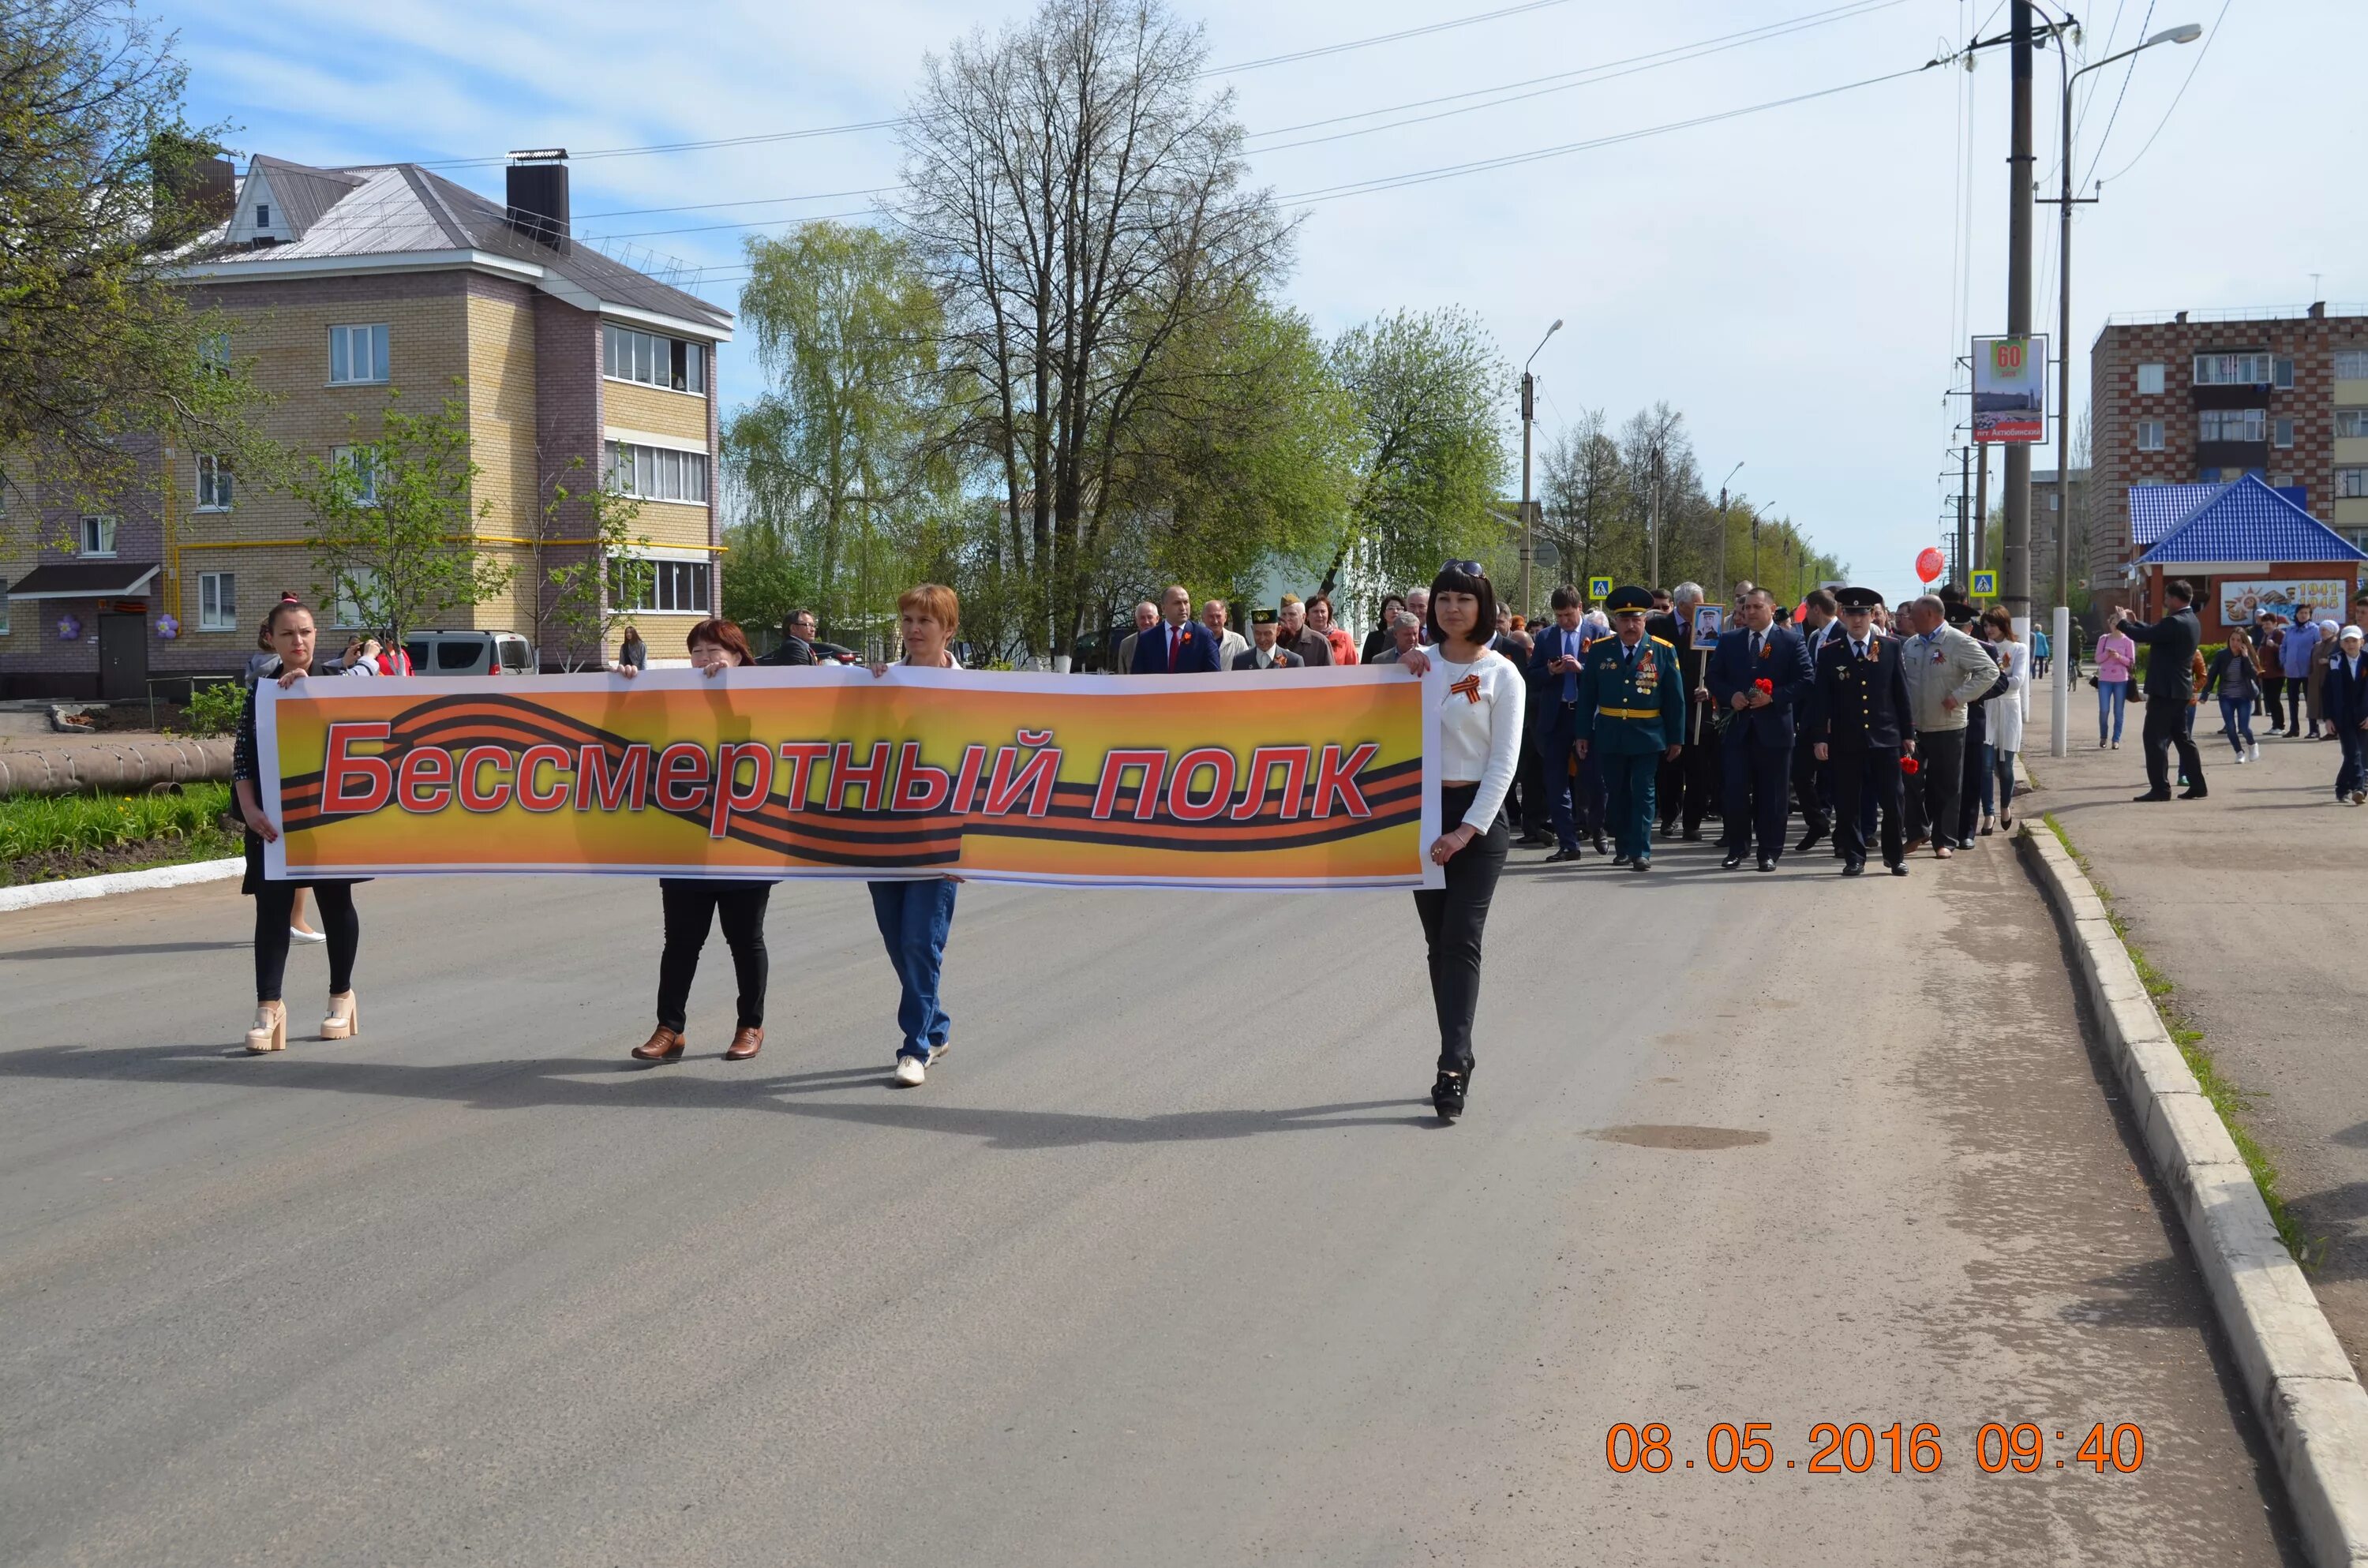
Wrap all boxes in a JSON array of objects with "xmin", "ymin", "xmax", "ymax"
[{"xmin": 2138, "ymin": 474, "xmax": 2367, "ymax": 566}]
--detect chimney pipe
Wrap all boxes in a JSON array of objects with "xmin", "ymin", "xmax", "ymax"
[{"xmin": 505, "ymin": 149, "xmax": 570, "ymax": 249}]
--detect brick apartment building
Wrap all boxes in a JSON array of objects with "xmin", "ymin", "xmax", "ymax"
[
  {"xmin": 0, "ymin": 152, "xmax": 733, "ymax": 699},
  {"xmin": 2085, "ymin": 301, "xmax": 2368, "ymax": 618}
]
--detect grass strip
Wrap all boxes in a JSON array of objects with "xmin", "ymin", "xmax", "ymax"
[
  {"xmin": 2043, "ymin": 813, "xmax": 2317, "ymax": 1265},
  {"xmin": 1, "ymin": 784, "xmax": 239, "ymax": 880}
]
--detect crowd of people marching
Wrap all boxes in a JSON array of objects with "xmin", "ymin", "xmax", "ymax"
[{"xmin": 222, "ymin": 560, "xmax": 2368, "ymax": 1125}]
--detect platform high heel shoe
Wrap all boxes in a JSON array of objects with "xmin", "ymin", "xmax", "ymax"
[
  {"xmin": 245, "ymin": 1001, "xmax": 287, "ymax": 1054},
  {"xmin": 321, "ymin": 991, "xmax": 360, "ymax": 1041}
]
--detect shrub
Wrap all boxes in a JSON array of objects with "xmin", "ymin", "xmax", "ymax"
[{"xmin": 183, "ymin": 679, "xmax": 245, "ymax": 738}]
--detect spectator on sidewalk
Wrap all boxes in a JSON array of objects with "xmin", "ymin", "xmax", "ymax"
[
  {"xmin": 2094, "ymin": 622, "xmax": 2138, "ymax": 748},
  {"xmin": 2252, "ymin": 614, "xmax": 2287, "ymax": 734},
  {"xmin": 2331, "ymin": 626, "xmax": 2368, "ymax": 805},
  {"xmin": 1896, "ymin": 594, "xmax": 1999, "ymax": 857},
  {"xmin": 2204, "ymin": 628, "xmax": 2262, "ymax": 762},
  {"xmin": 2280, "ymin": 612, "xmax": 2322, "ymax": 735},
  {"xmin": 1979, "ymin": 608, "xmax": 2027, "ymax": 833},
  {"xmin": 2307, "ymin": 619, "xmax": 2339, "ymax": 739},
  {"xmin": 2109, "ymin": 581, "xmax": 2207, "ymax": 803}
]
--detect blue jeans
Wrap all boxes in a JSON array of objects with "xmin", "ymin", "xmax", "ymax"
[
  {"xmin": 2096, "ymin": 679, "xmax": 2129, "ymax": 742},
  {"xmin": 2220, "ymin": 697, "xmax": 2255, "ymax": 754},
  {"xmin": 867, "ymin": 878, "xmax": 957, "ymax": 1060}
]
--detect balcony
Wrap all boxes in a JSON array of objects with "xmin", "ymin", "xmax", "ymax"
[{"xmin": 2195, "ymin": 441, "xmax": 2268, "ymax": 472}]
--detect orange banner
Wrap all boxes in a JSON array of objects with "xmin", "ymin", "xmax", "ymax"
[{"xmin": 259, "ymin": 667, "xmax": 1440, "ymax": 889}]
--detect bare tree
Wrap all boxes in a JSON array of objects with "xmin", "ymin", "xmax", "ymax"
[{"xmin": 899, "ymin": 0, "xmax": 1290, "ymax": 661}]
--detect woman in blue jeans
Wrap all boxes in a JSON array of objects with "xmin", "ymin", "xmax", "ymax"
[
  {"xmin": 2203, "ymin": 628, "xmax": 2261, "ymax": 762},
  {"xmin": 869, "ymin": 584, "xmax": 965, "ymax": 1087}
]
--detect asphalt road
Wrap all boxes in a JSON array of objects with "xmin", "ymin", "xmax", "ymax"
[{"xmin": 0, "ymin": 836, "xmax": 2302, "ymax": 1565}]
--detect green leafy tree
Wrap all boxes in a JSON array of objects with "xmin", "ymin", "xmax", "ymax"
[
  {"xmin": 1324, "ymin": 308, "xmax": 1509, "ymax": 595},
  {"xmin": 0, "ymin": 0, "xmax": 275, "ymax": 535},
  {"xmin": 535, "ymin": 454, "xmax": 650, "ymax": 671},
  {"xmin": 292, "ymin": 386, "xmax": 510, "ymax": 649},
  {"xmin": 725, "ymin": 221, "xmax": 952, "ymax": 643}
]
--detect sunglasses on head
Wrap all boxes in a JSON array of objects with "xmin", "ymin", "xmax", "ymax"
[{"xmin": 1439, "ymin": 559, "xmax": 1486, "ymax": 578}]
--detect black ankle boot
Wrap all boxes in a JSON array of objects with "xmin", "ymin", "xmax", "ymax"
[{"xmin": 1430, "ymin": 1069, "xmax": 1467, "ymax": 1121}]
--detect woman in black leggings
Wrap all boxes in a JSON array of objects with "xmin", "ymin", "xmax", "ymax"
[
  {"xmin": 616, "ymin": 618, "xmax": 777, "ymax": 1063},
  {"xmin": 230, "ymin": 599, "xmax": 373, "ymax": 1053},
  {"xmin": 1395, "ymin": 562, "xmax": 1526, "ymax": 1121}
]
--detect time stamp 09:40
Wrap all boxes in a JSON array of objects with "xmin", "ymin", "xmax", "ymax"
[{"xmin": 1605, "ymin": 1421, "xmax": 2146, "ymax": 1476}]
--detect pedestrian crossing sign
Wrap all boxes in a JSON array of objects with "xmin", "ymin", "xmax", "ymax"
[
  {"xmin": 1970, "ymin": 570, "xmax": 1998, "ymax": 597},
  {"xmin": 1588, "ymin": 576, "xmax": 1613, "ymax": 600}
]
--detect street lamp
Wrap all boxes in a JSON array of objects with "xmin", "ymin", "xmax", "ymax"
[
  {"xmin": 1519, "ymin": 319, "xmax": 1563, "ymax": 618},
  {"xmin": 1714, "ymin": 462, "xmax": 1744, "ymax": 594},
  {"xmin": 2047, "ymin": 18, "xmax": 2200, "ymax": 756}
]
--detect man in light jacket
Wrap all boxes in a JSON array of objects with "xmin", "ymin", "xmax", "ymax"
[
  {"xmin": 1896, "ymin": 594, "xmax": 1999, "ymax": 857},
  {"xmin": 2278, "ymin": 611, "xmax": 2321, "ymax": 735}
]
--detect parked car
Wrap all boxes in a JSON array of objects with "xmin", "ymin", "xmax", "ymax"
[{"xmin": 401, "ymin": 631, "xmax": 536, "ymax": 677}]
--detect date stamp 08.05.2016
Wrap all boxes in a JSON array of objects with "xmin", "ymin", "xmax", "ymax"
[{"xmin": 1603, "ymin": 1421, "xmax": 2145, "ymax": 1476}]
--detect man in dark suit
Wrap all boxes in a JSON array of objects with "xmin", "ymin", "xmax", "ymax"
[
  {"xmin": 1792, "ymin": 588, "xmax": 1840, "ymax": 851},
  {"xmin": 1808, "ymin": 586, "xmax": 1917, "ymax": 876},
  {"xmin": 1130, "ymin": 584, "xmax": 1223, "ymax": 674},
  {"xmin": 1707, "ymin": 587, "xmax": 1815, "ymax": 871},
  {"xmin": 1231, "ymin": 607, "xmax": 1303, "ymax": 669},
  {"xmin": 1644, "ymin": 582, "xmax": 1719, "ymax": 840},
  {"xmin": 1526, "ymin": 585, "xmax": 1592, "ymax": 861},
  {"xmin": 2111, "ymin": 579, "xmax": 2207, "ymax": 801},
  {"xmin": 759, "ymin": 608, "xmax": 819, "ymax": 666}
]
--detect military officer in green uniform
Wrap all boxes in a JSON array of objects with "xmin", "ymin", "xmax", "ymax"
[{"xmin": 1575, "ymin": 586, "xmax": 1687, "ymax": 871}]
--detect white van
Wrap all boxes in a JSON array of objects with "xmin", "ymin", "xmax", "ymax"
[{"xmin": 401, "ymin": 631, "xmax": 536, "ymax": 677}]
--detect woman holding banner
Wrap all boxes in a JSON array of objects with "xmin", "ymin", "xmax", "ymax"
[
  {"xmin": 615, "ymin": 619, "xmax": 776, "ymax": 1064},
  {"xmin": 869, "ymin": 585, "xmax": 965, "ymax": 1087},
  {"xmin": 230, "ymin": 599, "xmax": 377, "ymax": 1054},
  {"xmin": 1395, "ymin": 562, "xmax": 1523, "ymax": 1121}
]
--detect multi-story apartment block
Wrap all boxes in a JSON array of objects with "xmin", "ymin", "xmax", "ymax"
[
  {"xmin": 1, "ymin": 152, "xmax": 732, "ymax": 699},
  {"xmin": 2085, "ymin": 301, "xmax": 2368, "ymax": 618}
]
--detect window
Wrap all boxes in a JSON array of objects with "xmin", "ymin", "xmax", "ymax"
[
  {"xmin": 2194, "ymin": 352, "xmax": 2275, "ymax": 385},
  {"xmin": 2274, "ymin": 417, "xmax": 2296, "ymax": 449},
  {"xmin": 2273, "ymin": 358, "xmax": 2295, "ymax": 389},
  {"xmin": 255, "ymin": 204, "xmax": 271, "ymax": 227},
  {"xmin": 0, "ymin": 595, "xmax": 9, "ymax": 635},
  {"xmin": 79, "ymin": 515, "xmax": 117, "ymax": 556},
  {"xmin": 198, "ymin": 571, "xmax": 236, "ymax": 631},
  {"xmin": 195, "ymin": 452, "xmax": 234, "ymax": 510},
  {"xmin": 331, "ymin": 568, "xmax": 378, "ymax": 628},
  {"xmin": 603, "ymin": 325, "xmax": 705, "ymax": 395},
  {"xmin": 603, "ymin": 440, "xmax": 708, "ymax": 503},
  {"xmin": 2136, "ymin": 420, "xmax": 2164, "ymax": 451},
  {"xmin": 328, "ymin": 323, "xmax": 390, "ymax": 385},
  {"xmin": 2337, "ymin": 350, "xmax": 2368, "ymax": 380},
  {"xmin": 611, "ymin": 556, "xmax": 711, "ymax": 614},
  {"xmin": 2340, "ymin": 467, "xmax": 2368, "ymax": 500},
  {"xmin": 330, "ymin": 445, "xmax": 378, "ymax": 505},
  {"xmin": 2198, "ymin": 408, "xmax": 2266, "ymax": 443},
  {"xmin": 2136, "ymin": 362, "xmax": 2165, "ymax": 395},
  {"xmin": 200, "ymin": 333, "xmax": 231, "ymax": 376},
  {"xmin": 2337, "ymin": 409, "xmax": 2368, "ymax": 439}
]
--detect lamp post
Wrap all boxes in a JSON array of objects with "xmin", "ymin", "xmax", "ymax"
[
  {"xmin": 2046, "ymin": 20, "xmax": 2201, "ymax": 756},
  {"xmin": 1714, "ymin": 461, "xmax": 1744, "ymax": 597},
  {"xmin": 1519, "ymin": 320, "xmax": 1563, "ymax": 618}
]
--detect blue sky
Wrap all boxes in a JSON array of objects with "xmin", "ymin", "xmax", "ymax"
[{"xmin": 165, "ymin": 0, "xmax": 2359, "ymax": 605}]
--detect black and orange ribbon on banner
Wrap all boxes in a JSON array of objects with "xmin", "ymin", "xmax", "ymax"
[{"xmin": 259, "ymin": 666, "xmax": 1442, "ymax": 889}]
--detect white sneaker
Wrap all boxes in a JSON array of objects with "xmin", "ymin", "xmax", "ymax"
[
  {"xmin": 289, "ymin": 926, "xmax": 326, "ymax": 944},
  {"xmin": 894, "ymin": 1054, "xmax": 927, "ymax": 1087},
  {"xmin": 2247, "ymin": 743, "xmax": 2261, "ymax": 762},
  {"xmin": 2232, "ymin": 754, "xmax": 2247, "ymax": 765}
]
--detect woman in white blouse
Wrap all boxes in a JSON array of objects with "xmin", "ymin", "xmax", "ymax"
[
  {"xmin": 1979, "ymin": 607, "xmax": 2029, "ymax": 833},
  {"xmin": 1396, "ymin": 561, "xmax": 1525, "ymax": 1121}
]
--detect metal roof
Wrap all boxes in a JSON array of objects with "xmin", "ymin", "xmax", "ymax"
[
  {"xmin": 186, "ymin": 159, "xmax": 732, "ymax": 337},
  {"xmin": 2138, "ymin": 474, "xmax": 2368, "ymax": 567},
  {"xmin": 2129, "ymin": 480, "xmax": 2309, "ymax": 545}
]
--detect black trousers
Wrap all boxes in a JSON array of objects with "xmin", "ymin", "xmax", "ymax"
[
  {"xmin": 2261, "ymin": 673, "xmax": 2287, "ymax": 728},
  {"xmin": 1790, "ymin": 739, "xmax": 1831, "ymax": 840},
  {"xmin": 1831, "ymin": 747, "xmax": 1905, "ymax": 868},
  {"xmin": 1917, "ymin": 730, "xmax": 1967, "ymax": 848},
  {"xmin": 252, "ymin": 879, "xmax": 358, "ymax": 1002},
  {"xmin": 2142, "ymin": 698, "xmax": 2206, "ymax": 795},
  {"xmin": 1412, "ymin": 784, "xmax": 1508, "ymax": 1076},
  {"xmin": 2280, "ymin": 678, "xmax": 2306, "ymax": 733},
  {"xmin": 1720, "ymin": 738, "xmax": 1793, "ymax": 859},
  {"xmin": 1658, "ymin": 731, "xmax": 1720, "ymax": 833},
  {"xmin": 1956, "ymin": 716, "xmax": 1989, "ymax": 844},
  {"xmin": 656, "ymin": 878, "xmax": 773, "ymax": 1032}
]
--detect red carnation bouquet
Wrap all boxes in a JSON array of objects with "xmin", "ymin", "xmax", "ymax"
[
  {"xmin": 1902, "ymin": 757, "xmax": 1921, "ymax": 775},
  {"xmin": 1754, "ymin": 678, "xmax": 1773, "ymax": 695}
]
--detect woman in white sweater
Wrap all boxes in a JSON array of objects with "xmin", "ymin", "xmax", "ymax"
[
  {"xmin": 1396, "ymin": 561, "xmax": 1525, "ymax": 1121},
  {"xmin": 1979, "ymin": 607, "xmax": 2029, "ymax": 833}
]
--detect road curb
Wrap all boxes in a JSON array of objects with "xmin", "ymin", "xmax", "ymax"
[
  {"xmin": 2018, "ymin": 824, "xmax": 2368, "ymax": 1567},
  {"xmin": 0, "ymin": 856, "xmax": 243, "ymax": 915}
]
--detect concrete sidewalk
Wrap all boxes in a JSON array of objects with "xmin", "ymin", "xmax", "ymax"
[{"xmin": 2023, "ymin": 681, "xmax": 2368, "ymax": 1376}]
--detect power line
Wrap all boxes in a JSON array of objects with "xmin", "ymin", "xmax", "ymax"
[{"xmin": 2099, "ymin": 0, "xmax": 2232, "ymax": 186}]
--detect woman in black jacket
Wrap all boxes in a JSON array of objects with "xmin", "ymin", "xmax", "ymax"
[{"xmin": 2202, "ymin": 627, "xmax": 2262, "ymax": 763}]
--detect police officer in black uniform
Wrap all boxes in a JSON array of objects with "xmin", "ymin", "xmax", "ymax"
[{"xmin": 1808, "ymin": 586, "xmax": 1917, "ymax": 876}]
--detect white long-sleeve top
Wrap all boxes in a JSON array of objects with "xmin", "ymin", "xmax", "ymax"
[{"xmin": 1427, "ymin": 648, "xmax": 1526, "ymax": 833}]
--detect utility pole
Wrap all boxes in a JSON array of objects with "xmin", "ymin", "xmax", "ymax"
[
  {"xmin": 1519, "ymin": 320, "xmax": 1561, "ymax": 618},
  {"xmin": 1715, "ymin": 462, "xmax": 1743, "ymax": 600},
  {"xmin": 1957, "ymin": 444, "xmax": 1971, "ymax": 591},
  {"xmin": 1975, "ymin": 442, "xmax": 1991, "ymax": 567},
  {"xmin": 2002, "ymin": 0, "xmax": 2036, "ymax": 635}
]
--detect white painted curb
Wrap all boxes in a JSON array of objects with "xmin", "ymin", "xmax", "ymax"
[
  {"xmin": 0, "ymin": 856, "xmax": 244, "ymax": 914},
  {"xmin": 2020, "ymin": 825, "xmax": 2368, "ymax": 1566}
]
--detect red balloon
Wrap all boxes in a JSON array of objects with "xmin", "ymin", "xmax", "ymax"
[{"xmin": 1915, "ymin": 547, "xmax": 1945, "ymax": 583}]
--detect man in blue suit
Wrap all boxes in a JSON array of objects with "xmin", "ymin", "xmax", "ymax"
[
  {"xmin": 1707, "ymin": 587, "xmax": 1815, "ymax": 871},
  {"xmin": 1526, "ymin": 584, "xmax": 1592, "ymax": 861},
  {"xmin": 1130, "ymin": 583, "xmax": 1223, "ymax": 674}
]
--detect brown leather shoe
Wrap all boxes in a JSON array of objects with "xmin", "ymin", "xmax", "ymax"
[
  {"xmin": 724, "ymin": 1026, "xmax": 763, "ymax": 1061},
  {"xmin": 631, "ymin": 1027, "xmax": 685, "ymax": 1062}
]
